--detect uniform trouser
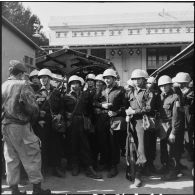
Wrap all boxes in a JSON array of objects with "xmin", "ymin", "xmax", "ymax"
[
  {"xmin": 144, "ymin": 130, "xmax": 157, "ymax": 165},
  {"xmin": 96, "ymin": 114, "xmax": 120, "ymax": 166},
  {"xmin": 131, "ymin": 119, "xmax": 147, "ymax": 176},
  {"xmin": 2, "ymin": 123, "xmax": 43, "ymax": 186},
  {"xmin": 49, "ymin": 131, "xmax": 64, "ymax": 167},
  {"xmin": 68, "ymin": 116, "xmax": 93, "ymax": 167},
  {"xmin": 160, "ymin": 131, "xmax": 184, "ymax": 170}
]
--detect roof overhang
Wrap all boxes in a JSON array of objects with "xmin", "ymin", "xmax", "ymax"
[
  {"xmin": 150, "ymin": 42, "xmax": 194, "ymax": 78},
  {"xmin": 36, "ymin": 48, "xmax": 116, "ymax": 78}
]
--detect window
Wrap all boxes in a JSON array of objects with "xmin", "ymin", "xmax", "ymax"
[
  {"xmin": 147, "ymin": 47, "xmax": 181, "ymax": 69},
  {"xmin": 91, "ymin": 49, "xmax": 106, "ymax": 59}
]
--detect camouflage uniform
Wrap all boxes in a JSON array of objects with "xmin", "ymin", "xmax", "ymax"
[{"xmin": 2, "ymin": 76, "xmax": 42, "ymax": 186}]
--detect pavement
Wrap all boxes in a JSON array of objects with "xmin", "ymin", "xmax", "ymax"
[{"xmin": 1, "ymin": 142, "xmax": 194, "ymax": 194}]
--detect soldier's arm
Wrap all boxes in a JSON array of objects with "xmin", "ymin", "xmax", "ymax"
[
  {"xmin": 171, "ymin": 95, "xmax": 182, "ymax": 135},
  {"xmin": 20, "ymin": 84, "xmax": 39, "ymax": 120}
]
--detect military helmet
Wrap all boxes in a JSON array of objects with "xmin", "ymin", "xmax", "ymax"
[
  {"xmin": 9, "ymin": 60, "xmax": 26, "ymax": 73},
  {"xmin": 68, "ymin": 75, "xmax": 81, "ymax": 84},
  {"xmin": 127, "ymin": 79, "xmax": 134, "ymax": 87},
  {"xmin": 103, "ymin": 68, "xmax": 117, "ymax": 78},
  {"xmin": 147, "ymin": 76, "xmax": 156, "ymax": 84},
  {"xmin": 29, "ymin": 69, "xmax": 39, "ymax": 78},
  {"xmin": 158, "ymin": 75, "xmax": 172, "ymax": 86},
  {"xmin": 131, "ymin": 69, "xmax": 148, "ymax": 79},
  {"xmin": 86, "ymin": 73, "xmax": 96, "ymax": 81},
  {"xmin": 38, "ymin": 68, "xmax": 52, "ymax": 78},
  {"xmin": 95, "ymin": 74, "xmax": 105, "ymax": 83},
  {"xmin": 174, "ymin": 72, "xmax": 191, "ymax": 83},
  {"xmin": 78, "ymin": 76, "xmax": 85, "ymax": 86}
]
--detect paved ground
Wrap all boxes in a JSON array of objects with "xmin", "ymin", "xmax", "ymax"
[{"xmin": 1, "ymin": 142, "xmax": 194, "ymax": 194}]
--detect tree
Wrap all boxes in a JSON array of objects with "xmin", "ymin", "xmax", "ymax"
[{"xmin": 2, "ymin": 2, "xmax": 49, "ymax": 48}]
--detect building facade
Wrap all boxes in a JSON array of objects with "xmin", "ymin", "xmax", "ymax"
[
  {"xmin": 2, "ymin": 17, "xmax": 41, "ymax": 82},
  {"xmin": 47, "ymin": 11, "xmax": 194, "ymax": 85}
]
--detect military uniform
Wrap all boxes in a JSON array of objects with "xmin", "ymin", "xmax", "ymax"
[
  {"xmin": 156, "ymin": 88, "xmax": 183, "ymax": 178},
  {"xmin": 66, "ymin": 89, "xmax": 102, "ymax": 179},
  {"xmin": 2, "ymin": 76, "xmax": 42, "ymax": 186},
  {"xmin": 127, "ymin": 86, "xmax": 156, "ymax": 179},
  {"xmin": 98, "ymin": 84, "xmax": 127, "ymax": 173}
]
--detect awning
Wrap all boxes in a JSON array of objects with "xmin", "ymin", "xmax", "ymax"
[
  {"xmin": 36, "ymin": 47, "xmax": 117, "ymax": 78},
  {"xmin": 150, "ymin": 42, "xmax": 194, "ymax": 78}
]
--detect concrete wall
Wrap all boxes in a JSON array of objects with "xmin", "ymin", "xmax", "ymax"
[{"xmin": 2, "ymin": 25, "xmax": 36, "ymax": 82}]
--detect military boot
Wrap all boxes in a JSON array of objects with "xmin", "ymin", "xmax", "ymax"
[
  {"xmin": 161, "ymin": 169, "xmax": 178, "ymax": 181},
  {"xmin": 33, "ymin": 183, "xmax": 51, "ymax": 194},
  {"xmin": 107, "ymin": 165, "xmax": 118, "ymax": 178},
  {"xmin": 157, "ymin": 163, "xmax": 169, "ymax": 175},
  {"xmin": 133, "ymin": 177, "xmax": 142, "ymax": 187},
  {"xmin": 10, "ymin": 185, "xmax": 26, "ymax": 195},
  {"xmin": 52, "ymin": 167, "xmax": 65, "ymax": 178},
  {"xmin": 85, "ymin": 166, "xmax": 102, "ymax": 179}
]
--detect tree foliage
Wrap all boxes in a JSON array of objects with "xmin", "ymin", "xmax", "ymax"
[{"xmin": 2, "ymin": 2, "xmax": 49, "ymax": 47}]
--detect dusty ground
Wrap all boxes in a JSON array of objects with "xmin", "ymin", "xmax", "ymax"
[{"xmin": 1, "ymin": 142, "xmax": 194, "ymax": 194}]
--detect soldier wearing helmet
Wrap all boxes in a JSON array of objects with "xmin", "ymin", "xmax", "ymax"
[
  {"xmin": 29, "ymin": 69, "xmax": 41, "ymax": 92},
  {"xmin": 125, "ymin": 69, "xmax": 157, "ymax": 187},
  {"xmin": 2, "ymin": 60, "xmax": 51, "ymax": 194},
  {"xmin": 93, "ymin": 68, "xmax": 127, "ymax": 178},
  {"xmin": 156, "ymin": 75, "xmax": 183, "ymax": 181},
  {"xmin": 36, "ymin": 68, "xmax": 66, "ymax": 178},
  {"xmin": 65, "ymin": 75, "xmax": 102, "ymax": 179},
  {"xmin": 174, "ymin": 72, "xmax": 194, "ymax": 163}
]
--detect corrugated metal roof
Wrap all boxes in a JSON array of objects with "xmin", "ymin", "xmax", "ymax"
[
  {"xmin": 2, "ymin": 16, "xmax": 42, "ymax": 50},
  {"xmin": 49, "ymin": 11, "xmax": 194, "ymax": 27}
]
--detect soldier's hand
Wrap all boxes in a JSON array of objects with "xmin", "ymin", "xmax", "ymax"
[
  {"xmin": 38, "ymin": 120, "xmax": 45, "ymax": 128},
  {"xmin": 108, "ymin": 111, "xmax": 117, "ymax": 117},
  {"xmin": 54, "ymin": 114, "xmax": 62, "ymax": 121},
  {"xmin": 125, "ymin": 107, "xmax": 135, "ymax": 115},
  {"xmin": 40, "ymin": 110, "xmax": 46, "ymax": 117},
  {"xmin": 169, "ymin": 133, "xmax": 175, "ymax": 143},
  {"xmin": 102, "ymin": 103, "xmax": 112, "ymax": 109}
]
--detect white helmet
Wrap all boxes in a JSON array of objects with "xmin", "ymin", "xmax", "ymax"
[
  {"xmin": 147, "ymin": 76, "xmax": 156, "ymax": 84},
  {"xmin": 95, "ymin": 74, "xmax": 105, "ymax": 83},
  {"xmin": 127, "ymin": 79, "xmax": 134, "ymax": 87},
  {"xmin": 103, "ymin": 69, "xmax": 117, "ymax": 78},
  {"xmin": 131, "ymin": 69, "xmax": 148, "ymax": 79},
  {"xmin": 29, "ymin": 69, "xmax": 39, "ymax": 78},
  {"xmin": 86, "ymin": 73, "xmax": 96, "ymax": 80},
  {"xmin": 78, "ymin": 77, "xmax": 85, "ymax": 86},
  {"xmin": 38, "ymin": 68, "xmax": 52, "ymax": 78},
  {"xmin": 158, "ymin": 75, "xmax": 172, "ymax": 86},
  {"xmin": 174, "ymin": 72, "xmax": 191, "ymax": 83},
  {"xmin": 68, "ymin": 75, "xmax": 81, "ymax": 84}
]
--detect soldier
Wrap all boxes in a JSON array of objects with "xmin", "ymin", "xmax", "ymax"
[
  {"xmin": 92, "ymin": 74, "xmax": 107, "ymax": 168},
  {"xmin": 156, "ymin": 75, "xmax": 183, "ymax": 181},
  {"xmin": 37, "ymin": 68, "xmax": 65, "ymax": 177},
  {"xmin": 84, "ymin": 73, "xmax": 96, "ymax": 93},
  {"xmin": 98, "ymin": 69, "xmax": 127, "ymax": 178},
  {"xmin": 125, "ymin": 69, "xmax": 156, "ymax": 187},
  {"xmin": 2, "ymin": 60, "xmax": 51, "ymax": 194},
  {"xmin": 66, "ymin": 75, "xmax": 102, "ymax": 179},
  {"xmin": 174, "ymin": 73, "xmax": 194, "ymax": 163},
  {"xmin": 29, "ymin": 69, "xmax": 41, "ymax": 93}
]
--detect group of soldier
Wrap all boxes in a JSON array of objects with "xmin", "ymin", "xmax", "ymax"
[{"xmin": 1, "ymin": 59, "xmax": 194, "ymax": 194}]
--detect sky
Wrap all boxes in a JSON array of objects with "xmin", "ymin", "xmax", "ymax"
[{"xmin": 22, "ymin": 1, "xmax": 194, "ymax": 37}]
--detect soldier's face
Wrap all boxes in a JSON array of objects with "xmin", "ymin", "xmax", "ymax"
[
  {"xmin": 96, "ymin": 80, "xmax": 104, "ymax": 89},
  {"xmin": 32, "ymin": 76, "xmax": 40, "ymax": 85},
  {"xmin": 87, "ymin": 79, "xmax": 95, "ymax": 87},
  {"xmin": 104, "ymin": 76, "xmax": 115, "ymax": 87},
  {"xmin": 40, "ymin": 76, "xmax": 50, "ymax": 86},
  {"xmin": 160, "ymin": 84, "xmax": 172, "ymax": 94},
  {"xmin": 132, "ymin": 78, "xmax": 144, "ymax": 88},
  {"xmin": 70, "ymin": 81, "xmax": 80, "ymax": 91}
]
